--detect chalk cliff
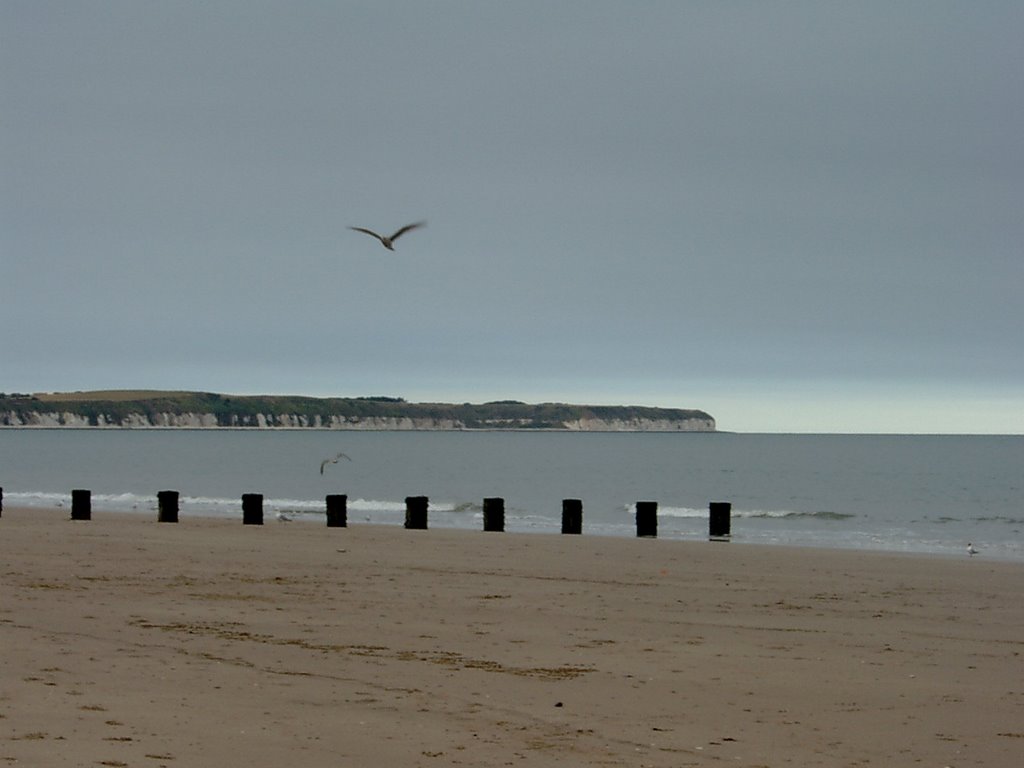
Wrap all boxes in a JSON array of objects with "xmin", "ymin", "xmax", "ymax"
[{"xmin": 1, "ymin": 391, "xmax": 716, "ymax": 432}]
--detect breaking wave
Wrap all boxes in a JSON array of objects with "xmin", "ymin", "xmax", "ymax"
[{"xmin": 625, "ymin": 503, "xmax": 855, "ymax": 521}]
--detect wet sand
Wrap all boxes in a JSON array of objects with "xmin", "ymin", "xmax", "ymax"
[{"xmin": 1, "ymin": 506, "xmax": 1022, "ymax": 766}]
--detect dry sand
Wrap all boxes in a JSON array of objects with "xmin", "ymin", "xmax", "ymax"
[{"xmin": 1, "ymin": 506, "xmax": 1022, "ymax": 767}]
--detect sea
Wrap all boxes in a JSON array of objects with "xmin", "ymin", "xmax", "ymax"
[{"xmin": 1, "ymin": 430, "xmax": 1022, "ymax": 561}]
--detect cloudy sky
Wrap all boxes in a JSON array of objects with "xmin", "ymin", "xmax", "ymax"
[{"xmin": 3, "ymin": 2, "xmax": 1021, "ymax": 433}]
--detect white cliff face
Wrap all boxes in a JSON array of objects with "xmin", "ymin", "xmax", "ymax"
[
  {"xmin": 2, "ymin": 411, "xmax": 93, "ymax": 427},
  {"xmin": 564, "ymin": 417, "xmax": 716, "ymax": 432},
  {"xmin": 0, "ymin": 411, "xmax": 226, "ymax": 428},
  {"xmin": 326, "ymin": 416, "xmax": 465, "ymax": 430},
  {"xmin": 144, "ymin": 413, "xmax": 220, "ymax": 428},
  {"xmin": 2, "ymin": 411, "xmax": 715, "ymax": 432}
]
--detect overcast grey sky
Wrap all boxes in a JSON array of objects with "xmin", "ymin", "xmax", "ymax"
[{"xmin": 3, "ymin": 1, "xmax": 1022, "ymax": 432}]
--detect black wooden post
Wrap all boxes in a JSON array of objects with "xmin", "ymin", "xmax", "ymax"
[
  {"xmin": 0, "ymin": 486, "xmax": 3, "ymax": 518},
  {"xmin": 242, "ymin": 493, "xmax": 264, "ymax": 525},
  {"xmin": 157, "ymin": 490, "xmax": 179, "ymax": 523},
  {"xmin": 326, "ymin": 494, "xmax": 348, "ymax": 527},
  {"xmin": 71, "ymin": 489, "xmax": 91, "ymax": 521},
  {"xmin": 405, "ymin": 496, "xmax": 428, "ymax": 530},
  {"xmin": 482, "ymin": 497, "xmax": 505, "ymax": 532},
  {"xmin": 709, "ymin": 501, "xmax": 731, "ymax": 540},
  {"xmin": 635, "ymin": 500, "xmax": 657, "ymax": 538},
  {"xmin": 561, "ymin": 498, "xmax": 583, "ymax": 534}
]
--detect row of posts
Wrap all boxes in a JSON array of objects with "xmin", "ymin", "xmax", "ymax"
[{"xmin": 8, "ymin": 487, "xmax": 733, "ymax": 540}]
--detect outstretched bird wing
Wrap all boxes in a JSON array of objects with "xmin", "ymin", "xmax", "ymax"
[
  {"xmin": 349, "ymin": 226, "xmax": 385, "ymax": 243},
  {"xmin": 389, "ymin": 221, "xmax": 426, "ymax": 241}
]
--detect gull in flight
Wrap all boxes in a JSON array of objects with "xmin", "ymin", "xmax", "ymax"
[
  {"xmin": 320, "ymin": 452, "xmax": 352, "ymax": 475},
  {"xmin": 348, "ymin": 221, "xmax": 425, "ymax": 250},
  {"xmin": 967, "ymin": 542, "xmax": 979, "ymax": 557}
]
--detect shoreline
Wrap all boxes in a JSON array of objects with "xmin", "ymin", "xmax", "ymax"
[
  {"xmin": 0, "ymin": 501, "xmax": 999, "ymax": 561},
  {"xmin": 4, "ymin": 501, "xmax": 1019, "ymax": 563},
  {"xmin": 4, "ymin": 425, "xmax": 1023, "ymax": 436},
  {"xmin": 0, "ymin": 425, "xmax": 716, "ymax": 432},
  {"xmin": 4, "ymin": 501, "xmax": 1019, "ymax": 561},
  {"xmin": 3, "ymin": 506, "xmax": 1022, "ymax": 766}
]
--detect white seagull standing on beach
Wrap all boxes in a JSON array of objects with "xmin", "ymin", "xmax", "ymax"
[
  {"xmin": 967, "ymin": 542, "xmax": 979, "ymax": 556},
  {"xmin": 348, "ymin": 221, "xmax": 425, "ymax": 250},
  {"xmin": 276, "ymin": 511, "xmax": 293, "ymax": 522}
]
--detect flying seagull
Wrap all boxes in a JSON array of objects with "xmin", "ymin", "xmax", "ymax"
[
  {"xmin": 967, "ymin": 542, "xmax": 979, "ymax": 557},
  {"xmin": 348, "ymin": 221, "xmax": 425, "ymax": 250},
  {"xmin": 320, "ymin": 452, "xmax": 352, "ymax": 475}
]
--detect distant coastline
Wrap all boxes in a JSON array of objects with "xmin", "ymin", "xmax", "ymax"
[{"xmin": 0, "ymin": 390, "xmax": 715, "ymax": 432}]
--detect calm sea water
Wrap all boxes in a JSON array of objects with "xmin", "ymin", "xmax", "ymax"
[{"xmin": 1, "ymin": 430, "xmax": 1021, "ymax": 560}]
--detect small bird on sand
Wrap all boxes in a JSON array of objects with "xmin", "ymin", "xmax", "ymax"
[
  {"xmin": 276, "ymin": 511, "xmax": 292, "ymax": 522},
  {"xmin": 320, "ymin": 452, "xmax": 352, "ymax": 475},
  {"xmin": 967, "ymin": 542, "xmax": 979, "ymax": 556},
  {"xmin": 348, "ymin": 221, "xmax": 425, "ymax": 250}
]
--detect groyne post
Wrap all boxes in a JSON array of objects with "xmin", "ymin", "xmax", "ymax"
[
  {"xmin": 242, "ymin": 493, "xmax": 264, "ymax": 525},
  {"xmin": 405, "ymin": 496, "xmax": 428, "ymax": 530},
  {"xmin": 561, "ymin": 498, "xmax": 583, "ymax": 534},
  {"xmin": 709, "ymin": 501, "xmax": 731, "ymax": 541},
  {"xmin": 71, "ymin": 489, "xmax": 91, "ymax": 521},
  {"xmin": 157, "ymin": 490, "xmax": 179, "ymax": 523},
  {"xmin": 635, "ymin": 500, "xmax": 657, "ymax": 538},
  {"xmin": 482, "ymin": 497, "xmax": 505, "ymax": 532},
  {"xmin": 0, "ymin": 486, "xmax": 3, "ymax": 518},
  {"xmin": 326, "ymin": 494, "xmax": 347, "ymax": 528}
]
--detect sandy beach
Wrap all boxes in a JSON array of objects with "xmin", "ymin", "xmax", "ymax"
[{"xmin": 2, "ymin": 507, "xmax": 1022, "ymax": 767}]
